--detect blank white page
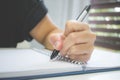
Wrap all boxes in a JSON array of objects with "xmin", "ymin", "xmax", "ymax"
[
  {"xmin": 0, "ymin": 49, "xmax": 82, "ymax": 78},
  {"xmin": 87, "ymin": 49, "xmax": 120, "ymax": 67}
]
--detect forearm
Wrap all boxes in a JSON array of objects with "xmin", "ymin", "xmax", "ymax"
[{"xmin": 30, "ymin": 15, "xmax": 62, "ymax": 50}]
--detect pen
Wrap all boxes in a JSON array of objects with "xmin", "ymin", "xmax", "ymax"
[{"xmin": 50, "ymin": 5, "xmax": 91, "ymax": 61}]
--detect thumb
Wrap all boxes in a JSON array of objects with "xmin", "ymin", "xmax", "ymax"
[{"xmin": 49, "ymin": 33, "xmax": 64, "ymax": 50}]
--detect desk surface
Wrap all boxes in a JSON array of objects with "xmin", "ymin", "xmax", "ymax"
[{"xmin": 37, "ymin": 71, "xmax": 120, "ymax": 80}]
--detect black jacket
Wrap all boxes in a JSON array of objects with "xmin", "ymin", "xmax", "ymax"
[{"xmin": 0, "ymin": 0, "xmax": 48, "ymax": 47}]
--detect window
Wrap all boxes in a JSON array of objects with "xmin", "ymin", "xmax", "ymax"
[{"xmin": 89, "ymin": 0, "xmax": 120, "ymax": 50}]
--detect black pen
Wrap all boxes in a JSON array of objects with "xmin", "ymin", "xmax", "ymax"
[{"xmin": 50, "ymin": 5, "xmax": 91, "ymax": 60}]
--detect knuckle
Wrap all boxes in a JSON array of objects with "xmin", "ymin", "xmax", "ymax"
[
  {"xmin": 86, "ymin": 31, "xmax": 96, "ymax": 41},
  {"xmin": 65, "ymin": 20, "xmax": 73, "ymax": 28},
  {"xmin": 65, "ymin": 20, "xmax": 77, "ymax": 29},
  {"xmin": 69, "ymin": 33, "xmax": 76, "ymax": 40}
]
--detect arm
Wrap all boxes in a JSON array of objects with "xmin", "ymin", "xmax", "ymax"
[{"xmin": 30, "ymin": 15, "xmax": 62, "ymax": 50}]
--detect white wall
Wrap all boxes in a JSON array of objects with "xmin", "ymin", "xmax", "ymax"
[{"xmin": 44, "ymin": 0, "xmax": 90, "ymax": 29}]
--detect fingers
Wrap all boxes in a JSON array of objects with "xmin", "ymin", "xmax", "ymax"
[
  {"xmin": 67, "ymin": 43, "xmax": 94, "ymax": 55},
  {"xmin": 68, "ymin": 54, "xmax": 91, "ymax": 62},
  {"xmin": 64, "ymin": 20, "xmax": 90, "ymax": 36},
  {"xmin": 49, "ymin": 20, "xmax": 96, "ymax": 62},
  {"xmin": 59, "ymin": 20, "xmax": 96, "ymax": 62},
  {"xmin": 67, "ymin": 43, "xmax": 94, "ymax": 62},
  {"xmin": 60, "ymin": 43, "xmax": 94, "ymax": 62},
  {"xmin": 60, "ymin": 31, "xmax": 96, "ymax": 56}
]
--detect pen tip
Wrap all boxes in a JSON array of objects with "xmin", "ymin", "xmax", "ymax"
[{"xmin": 50, "ymin": 49, "xmax": 59, "ymax": 59}]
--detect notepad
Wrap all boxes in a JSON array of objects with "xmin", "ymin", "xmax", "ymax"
[{"xmin": 0, "ymin": 48, "xmax": 120, "ymax": 79}]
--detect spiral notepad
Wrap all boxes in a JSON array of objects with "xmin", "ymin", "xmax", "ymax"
[
  {"xmin": 0, "ymin": 49, "xmax": 120, "ymax": 79},
  {"xmin": 51, "ymin": 53, "xmax": 87, "ymax": 65},
  {"xmin": 50, "ymin": 49, "xmax": 87, "ymax": 66}
]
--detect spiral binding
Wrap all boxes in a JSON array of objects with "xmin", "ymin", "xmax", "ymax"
[{"xmin": 52, "ymin": 54, "xmax": 87, "ymax": 65}]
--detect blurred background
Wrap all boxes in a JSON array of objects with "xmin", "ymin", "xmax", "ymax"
[
  {"xmin": 17, "ymin": 0, "xmax": 120, "ymax": 52},
  {"xmin": 89, "ymin": 0, "xmax": 120, "ymax": 51}
]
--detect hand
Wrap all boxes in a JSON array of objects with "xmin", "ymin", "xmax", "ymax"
[{"xmin": 49, "ymin": 20, "xmax": 96, "ymax": 62}]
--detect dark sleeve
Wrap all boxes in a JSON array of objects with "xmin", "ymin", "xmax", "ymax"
[{"xmin": 22, "ymin": 0, "xmax": 48, "ymax": 41}]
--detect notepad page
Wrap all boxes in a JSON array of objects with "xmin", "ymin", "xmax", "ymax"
[
  {"xmin": 0, "ymin": 49, "xmax": 83, "ymax": 78},
  {"xmin": 87, "ymin": 49, "xmax": 120, "ymax": 68},
  {"xmin": 0, "ymin": 48, "xmax": 120, "ymax": 78}
]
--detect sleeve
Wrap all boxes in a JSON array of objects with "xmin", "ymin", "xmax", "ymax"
[{"xmin": 23, "ymin": 0, "xmax": 48, "ymax": 41}]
